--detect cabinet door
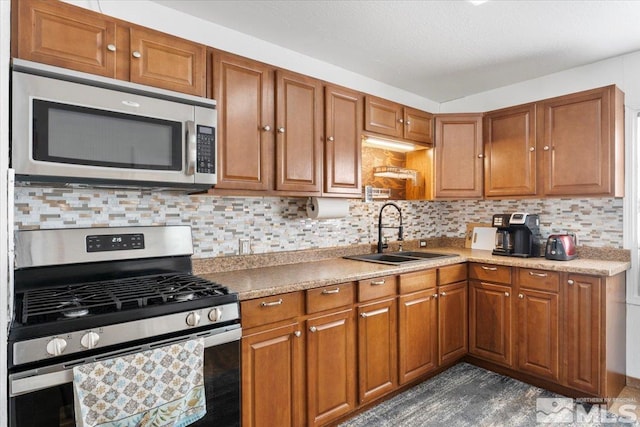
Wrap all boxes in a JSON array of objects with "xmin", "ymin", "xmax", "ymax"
[
  {"xmin": 539, "ymin": 86, "xmax": 621, "ymax": 196},
  {"xmin": 357, "ymin": 298, "xmax": 397, "ymax": 404},
  {"xmin": 398, "ymin": 290, "xmax": 438, "ymax": 384},
  {"xmin": 324, "ymin": 85, "xmax": 362, "ymax": 195},
  {"xmin": 516, "ymin": 288, "xmax": 560, "ymax": 381},
  {"xmin": 128, "ymin": 27, "xmax": 206, "ymax": 96},
  {"xmin": 469, "ymin": 281, "xmax": 512, "ymax": 367},
  {"xmin": 364, "ymin": 96, "xmax": 403, "ymax": 138},
  {"xmin": 15, "ymin": 0, "xmax": 117, "ymax": 78},
  {"xmin": 306, "ymin": 309, "xmax": 356, "ymax": 427},
  {"xmin": 242, "ymin": 323, "xmax": 304, "ymax": 427},
  {"xmin": 435, "ymin": 114, "xmax": 483, "ymax": 199},
  {"xmin": 213, "ymin": 52, "xmax": 274, "ymax": 191},
  {"xmin": 438, "ymin": 281, "xmax": 468, "ymax": 365},
  {"xmin": 564, "ymin": 274, "xmax": 601, "ymax": 394},
  {"xmin": 484, "ymin": 104, "xmax": 537, "ymax": 197},
  {"xmin": 404, "ymin": 107, "xmax": 434, "ymax": 144},
  {"xmin": 275, "ymin": 70, "xmax": 323, "ymax": 193}
]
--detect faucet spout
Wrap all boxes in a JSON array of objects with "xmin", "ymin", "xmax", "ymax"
[{"xmin": 377, "ymin": 202, "xmax": 403, "ymax": 253}]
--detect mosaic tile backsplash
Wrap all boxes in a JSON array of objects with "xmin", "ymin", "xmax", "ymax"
[{"xmin": 14, "ymin": 185, "xmax": 624, "ymax": 258}]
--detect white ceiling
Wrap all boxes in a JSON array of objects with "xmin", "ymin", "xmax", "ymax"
[{"xmin": 153, "ymin": 0, "xmax": 640, "ymax": 103}]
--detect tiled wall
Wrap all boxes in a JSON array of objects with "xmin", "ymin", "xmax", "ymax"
[{"xmin": 14, "ymin": 185, "xmax": 624, "ymax": 258}]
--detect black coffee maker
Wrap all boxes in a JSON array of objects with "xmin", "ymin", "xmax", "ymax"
[{"xmin": 491, "ymin": 213, "xmax": 542, "ymax": 258}]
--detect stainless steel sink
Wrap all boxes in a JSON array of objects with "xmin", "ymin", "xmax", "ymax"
[{"xmin": 344, "ymin": 251, "xmax": 456, "ymax": 265}]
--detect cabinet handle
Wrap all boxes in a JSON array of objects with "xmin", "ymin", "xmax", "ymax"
[
  {"xmin": 309, "ymin": 326, "xmax": 317, "ymax": 333},
  {"xmin": 132, "ymin": 51, "xmax": 142, "ymax": 58},
  {"xmin": 327, "ymin": 136, "xmax": 335, "ymax": 142},
  {"xmin": 477, "ymin": 153, "xmax": 484, "ymax": 158},
  {"xmin": 505, "ymin": 292, "xmax": 510, "ymax": 297},
  {"xmin": 260, "ymin": 298, "xmax": 283, "ymax": 307},
  {"xmin": 543, "ymin": 145, "xmax": 550, "ymax": 151},
  {"xmin": 107, "ymin": 44, "xmax": 116, "ymax": 52},
  {"xmin": 294, "ymin": 331, "xmax": 301, "ymax": 337},
  {"xmin": 529, "ymin": 147, "xmax": 535, "ymax": 152},
  {"xmin": 360, "ymin": 307, "xmax": 389, "ymax": 318},
  {"xmin": 528, "ymin": 271, "xmax": 548, "ymax": 278},
  {"xmin": 321, "ymin": 288, "xmax": 340, "ymax": 295},
  {"xmin": 262, "ymin": 125, "xmax": 271, "ymax": 131},
  {"xmin": 568, "ymin": 279, "xmax": 575, "ymax": 285},
  {"xmin": 481, "ymin": 266, "xmax": 498, "ymax": 271},
  {"xmin": 405, "ymin": 120, "xmax": 411, "ymax": 125},
  {"xmin": 398, "ymin": 118, "xmax": 404, "ymax": 124},
  {"xmin": 518, "ymin": 293, "xmax": 524, "ymax": 299},
  {"xmin": 370, "ymin": 279, "xmax": 386, "ymax": 286},
  {"xmin": 432, "ymin": 293, "xmax": 439, "ymax": 299},
  {"xmin": 277, "ymin": 127, "xmax": 285, "ymax": 134},
  {"xmin": 440, "ymin": 292, "xmax": 447, "ymax": 297}
]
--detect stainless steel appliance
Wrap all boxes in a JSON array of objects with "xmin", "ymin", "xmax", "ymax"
[
  {"xmin": 11, "ymin": 59, "xmax": 217, "ymax": 190},
  {"xmin": 8, "ymin": 226, "xmax": 240, "ymax": 427},
  {"xmin": 545, "ymin": 233, "xmax": 578, "ymax": 261},
  {"xmin": 491, "ymin": 212, "xmax": 542, "ymax": 258}
]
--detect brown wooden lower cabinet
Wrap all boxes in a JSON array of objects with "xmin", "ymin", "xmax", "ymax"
[
  {"xmin": 398, "ymin": 289, "xmax": 438, "ymax": 384},
  {"xmin": 516, "ymin": 287, "xmax": 560, "ymax": 381},
  {"xmin": 306, "ymin": 308, "xmax": 356, "ymax": 426},
  {"xmin": 438, "ymin": 281, "xmax": 468, "ymax": 365},
  {"xmin": 469, "ymin": 280, "xmax": 513, "ymax": 367},
  {"xmin": 241, "ymin": 322, "xmax": 304, "ymax": 427},
  {"xmin": 357, "ymin": 297, "xmax": 398, "ymax": 404}
]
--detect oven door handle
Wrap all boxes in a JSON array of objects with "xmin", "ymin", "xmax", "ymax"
[{"xmin": 9, "ymin": 327, "xmax": 241, "ymax": 397}]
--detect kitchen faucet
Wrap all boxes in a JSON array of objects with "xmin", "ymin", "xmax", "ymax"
[{"xmin": 377, "ymin": 202, "xmax": 403, "ymax": 253}]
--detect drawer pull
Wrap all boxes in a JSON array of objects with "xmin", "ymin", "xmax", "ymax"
[
  {"xmin": 294, "ymin": 331, "xmax": 301, "ymax": 337},
  {"xmin": 505, "ymin": 292, "xmax": 510, "ymax": 297},
  {"xmin": 481, "ymin": 266, "xmax": 498, "ymax": 271},
  {"xmin": 567, "ymin": 279, "xmax": 575, "ymax": 285},
  {"xmin": 260, "ymin": 298, "xmax": 283, "ymax": 307},
  {"xmin": 518, "ymin": 293, "xmax": 524, "ymax": 299},
  {"xmin": 309, "ymin": 326, "xmax": 317, "ymax": 333},
  {"xmin": 370, "ymin": 279, "xmax": 386, "ymax": 286},
  {"xmin": 321, "ymin": 288, "xmax": 340, "ymax": 295},
  {"xmin": 440, "ymin": 292, "xmax": 447, "ymax": 297},
  {"xmin": 360, "ymin": 307, "xmax": 389, "ymax": 318},
  {"xmin": 528, "ymin": 272, "xmax": 548, "ymax": 278}
]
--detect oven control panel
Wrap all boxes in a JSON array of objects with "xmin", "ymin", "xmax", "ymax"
[{"xmin": 86, "ymin": 233, "xmax": 145, "ymax": 252}]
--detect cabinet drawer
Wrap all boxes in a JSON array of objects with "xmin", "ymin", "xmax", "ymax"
[
  {"xmin": 518, "ymin": 268, "xmax": 559, "ymax": 292},
  {"xmin": 439, "ymin": 263, "xmax": 468, "ymax": 285},
  {"xmin": 469, "ymin": 263, "xmax": 511, "ymax": 284},
  {"xmin": 306, "ymin": 282, "xmax": 355, "ymax": 314},
  {"xmin": 399, "ymin": 270, "xmax": 436, "ymax": 294},
  {"xmin": 241, "ymin": 291, "xmax": 304, "ymax": 330},
  {"xmin": 358, "ymin": 275, "xmax": 397, "ymax": 302}
]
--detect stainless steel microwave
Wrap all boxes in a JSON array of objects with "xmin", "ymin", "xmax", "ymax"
[{"xmin": 11, "ymin": 59, "xmax": 217, "ymax": 190}]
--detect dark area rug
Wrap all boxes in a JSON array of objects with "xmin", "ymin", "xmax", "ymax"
[{"xmin": 339, "ymin": 363, "xmax": 637, "ymax": 426}]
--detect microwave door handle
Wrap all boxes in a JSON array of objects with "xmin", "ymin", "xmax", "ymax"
[{"xmin": 186, "ymin": 120, "xmax": 197, "ymax": 176}]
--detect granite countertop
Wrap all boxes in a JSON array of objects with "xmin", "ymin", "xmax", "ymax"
[{"xmin": 198, "ymin": 248, "xmax": 630, "ymax": 300}]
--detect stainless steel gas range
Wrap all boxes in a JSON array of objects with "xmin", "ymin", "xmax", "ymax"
[{"xmin": 8, "ymin": 226, "xmax": 240, "ymax": 427}]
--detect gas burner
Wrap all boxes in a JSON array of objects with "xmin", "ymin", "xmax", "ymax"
[
  {"xmin": 62, "ymin": 308, "xmax": 89, "ymax": 318},
  {"xmin": 174, "ymin": 293, "xmax": 194, "ymax": 302}
]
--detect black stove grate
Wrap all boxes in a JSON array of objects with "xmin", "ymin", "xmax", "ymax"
[{"xmin": 17, "ymin": 273, "xmax": 228, "ymax": 326}]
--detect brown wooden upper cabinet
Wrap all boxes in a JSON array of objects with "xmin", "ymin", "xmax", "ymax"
[
  {"xmin": 212, "ymin": 52, "xmax": 324, "ymax": 195},
  {"xmin": 324, "ymin": 85, "xmax": 363, "ymax": 196},
  {"xmin": 364, "ymin": 96, "xmax": 433, "ymax": 145},
  {"xmin": 13, "ymin": 0, "xmax": 206, "ymax": 96},
  {"xmin": 484, "ymin": 85, "xmax": 624, "ymax": 198},
  {"xmin": 434, "ymin": 114, "xmax": 483, "ymax": 199}
]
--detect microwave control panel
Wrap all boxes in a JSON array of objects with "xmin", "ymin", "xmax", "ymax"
[{"xmin": 196, "ymin": 125, "xmax": 215, "ymax": 174}]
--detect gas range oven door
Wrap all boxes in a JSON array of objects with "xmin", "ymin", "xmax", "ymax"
[{"xmin": 9, "ymin": 327, "xmax": 240, "ymax": 427}]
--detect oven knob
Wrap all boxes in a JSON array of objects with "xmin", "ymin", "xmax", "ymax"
[
  {"xmin": 46, "ymin": 337, "xmax": 67, "ymax": 356},
  {"xmin": 80, "ymin": 332, "xmax": 100, "ymax": 349},
  {"xmin": 186, "ymin": 311, "xmax": 201, "ymax": 327},
  {"xmin": 208, "ymin": 307, "xmax": 222, "ymax": 322}
]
